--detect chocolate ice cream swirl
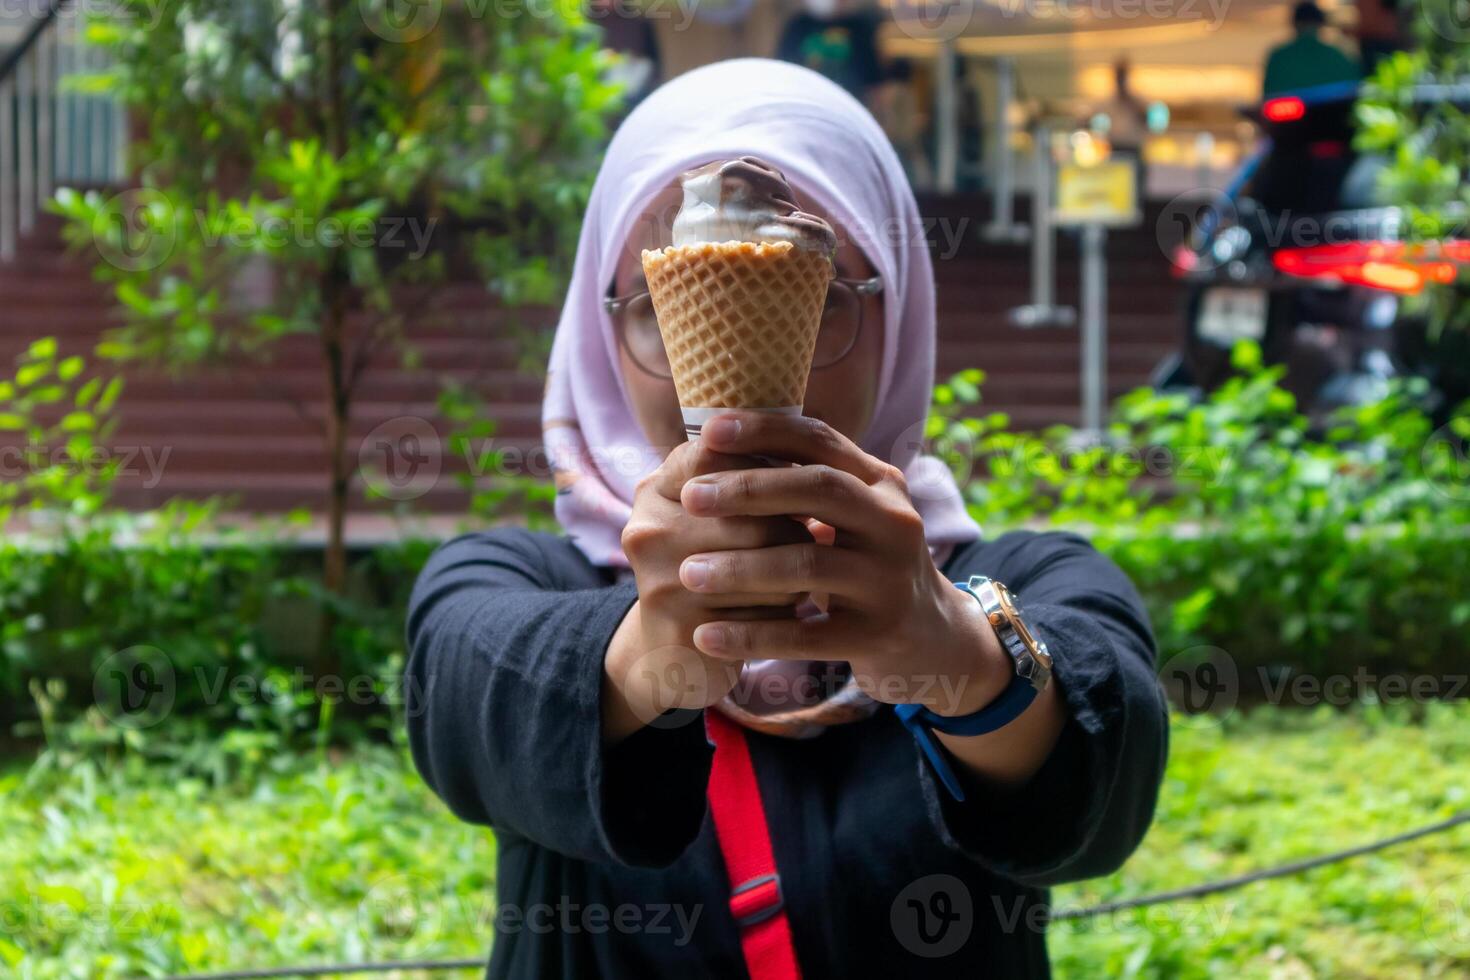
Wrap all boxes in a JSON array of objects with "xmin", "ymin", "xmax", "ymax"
[{"xmin": 670, "ymin": 156, "xmax": 837, "ymax": 254}]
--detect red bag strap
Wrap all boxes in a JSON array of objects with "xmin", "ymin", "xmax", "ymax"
[{"xmin": 705, "ymin": 708, "xmax": 803, "ymax": 980}]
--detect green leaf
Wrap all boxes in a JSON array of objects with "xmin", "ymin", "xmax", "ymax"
[
  {"xmin": 14, "ymin": 363, "xmax": 47, "ymax": 388},
  {"xmin": 56, "ymin": 356, "xmax": 85, "ymax": 382},
  {"xmin": 59, "ymin": 412, "xmax": 96, "ymax": 433},
  {"xmin": 94, "ymin": 341, "xmax": 136, "ymax": 361},
  {"xmin": 29, "ymin": 386, "xmax": 65, "ymax": 404},
  {"xmin": 116, "ymin": 281, "xmax": 154, "ymax": 314},
  {"xmin": 32, "ymin": 883, "xmax": 88, "ymax": 911},
  {"xmin": 96, "ymin": 378, "xmax": 124, "ymax": 413},
  {"xmin": 1230, "ymin": 340, "xmax": 1262, "ymax": 373},
  {"xmin": 75, "ymin": 378, "xmax": 101, "ymax": 408}
]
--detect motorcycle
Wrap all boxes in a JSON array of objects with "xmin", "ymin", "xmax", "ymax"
[{"xmin": 1157, "ymin": 80, "xmax": 1470, "ymax": 426}]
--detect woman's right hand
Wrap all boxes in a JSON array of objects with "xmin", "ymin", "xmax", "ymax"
[{"xmin": 604, "ymin": 437, "xmax": 812, "ymax": 741}]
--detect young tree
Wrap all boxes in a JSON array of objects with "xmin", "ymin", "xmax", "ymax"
[{"xmin": 55, "ymin": 0, "xmax": 620, "ymax": 668}]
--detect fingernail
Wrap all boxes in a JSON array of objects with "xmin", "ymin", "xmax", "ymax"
[
  {"xmin": 703, "ymin": 416, "xmax": 741, "ymax": 444},
  {"xmin": 681, "ymin": 558, "xmax": 712, "ymax": 590},
  {"xmin": 684, "ymin": 480, "xmax": 718, "ymax": 511},
  {"xmin": 694, "ymin": 624, "xmax": 728, "ymax": 653}
]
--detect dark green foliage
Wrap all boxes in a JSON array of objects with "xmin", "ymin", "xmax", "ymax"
[
  {"xmin": 931, "ymin": 341, "xmax": 1470, "ymax": 684},
  {"xmin": 1355, "ymin": 3, "xmax": 1470, "ymax": 335}
]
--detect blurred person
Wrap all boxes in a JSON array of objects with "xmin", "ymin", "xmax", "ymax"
[
  {"xmin": 646, "ymin": 0, "xmax": 791, "ymax": 81},
  {"xmin": 1354, "ymin": 0, "xmax": 1407, "ymax": 77},
  {"xmin": 590, "ymin": 0, "xmax": 661, "ymax": 110},
  {"xmin": 870, "ymin": 56, "xmax": 934, "ymax": 187},
  {"xmin": 776, "ymin": 0, "xmax": 886, "ymax": 106},
  {"xmin": 1095, "ymin": 59, "xmax": 1148, "ymax": 155},
  {"xmin": 955, "ymin": 56, "xmax": 988, "ymax": 192},
  {"xmin": 1263, "ymin": 1, "xmax": 1361, "ymax": 98},
  {"xmin": 1086, "ymin": 58, "xmax": 1150, "ymax": 196},
  {"xmin": 887, "ymin": 53, "xmax": 983, "ymax": 192},
  {"xmin": 406, "ymin": 58, "xmax": 1167, "ymax": 979}
]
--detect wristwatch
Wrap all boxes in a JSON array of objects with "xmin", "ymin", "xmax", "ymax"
[{"xmin": 895, "ymin": 576, "xmax": 1054, "ymax": 802}]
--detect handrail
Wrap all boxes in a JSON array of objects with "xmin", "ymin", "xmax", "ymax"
[
  {"xmin": 2, "ymin": 0, "xmax": 124, "ymax": 263},
  {"xmin": 0, "ymin": 0, "xmax": 67, "ymax": 83}
]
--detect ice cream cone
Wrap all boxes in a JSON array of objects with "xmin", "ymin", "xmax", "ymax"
[{"xmin": 642, "ymin": 239, "xmax": 833, "ymax": 440}]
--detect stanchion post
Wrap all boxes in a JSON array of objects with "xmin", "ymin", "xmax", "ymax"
[
  {"xmin": 1, "ymin": 76, "xmax": 15, "ymax": 262},
  {"xmin": 1009, "ymin": 123, "xmax": 1075, "ymax": 328},
  {"xmin": 935, "ymin": 39, "xmax": 957, "ymax": 195},
  {"xmin": 983, "ymin": 57, "xmax": 1028, "ymax": 244},
  {"xmin": 1080, "ymin": 223, "xmax": 1108, "ymax": 436},
  {"xmin": 1032, "ymin": 124, "xmax": 1053, "ymax": 310}
]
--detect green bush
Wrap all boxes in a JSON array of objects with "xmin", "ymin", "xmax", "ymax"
[
  {"xmin": 0, "ymin": 340, "xmax": 435, "ymax": 768},
  {"xmin": 0, "ymin": 337, "xmax": 121, "ymax": 523},
  {"xmin": 931, "ymin": 341, "xmax": 1470, "ymax": 684},
  {"xmin": 1106, "ymin": 523, "xmax": 1470, "ymax": 678},
  {"xmin": 1, "ymin": 522, "xmax": 439, "ymax": 776}
]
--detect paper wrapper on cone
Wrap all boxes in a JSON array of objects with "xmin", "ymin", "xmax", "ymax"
[{"xmin": 641, "ymin": 240, "xmax": 833, "ymax": 440}]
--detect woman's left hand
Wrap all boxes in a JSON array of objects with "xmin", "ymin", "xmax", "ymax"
[{"xmin": 679, "ymin": 411, "xmax": 1010, "ymax": 717}]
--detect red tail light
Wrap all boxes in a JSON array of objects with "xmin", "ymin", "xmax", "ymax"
[
  {"xmin": 1170, "ymin": 242, "xmax": 1198, "ymax": 277},
  {"xmin": 1263, "ymin": 96, "xmax": 1306, "ymax": 122},
  {"xmin": 1273, "ymin": 241, "xmax": 1466, "ymax": 294}
]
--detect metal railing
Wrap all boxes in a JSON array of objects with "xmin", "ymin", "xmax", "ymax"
[{"xmin": 1, "ymin": 0, "xmax": 125, "ymax": 262}]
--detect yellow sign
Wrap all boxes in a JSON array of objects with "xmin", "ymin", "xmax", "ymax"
[{"xmin": 1054, "ymin": 158, "xmax": 1141, "ymax": 228}]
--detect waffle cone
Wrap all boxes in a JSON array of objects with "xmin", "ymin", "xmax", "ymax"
[{"xmin": 641, "ymin": 241, "xmax": 832, "ymax": 428}]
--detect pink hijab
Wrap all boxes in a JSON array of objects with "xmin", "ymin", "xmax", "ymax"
[{"xmin": 542, "ymin": 57, "xmax": 980, "ymax": 568}]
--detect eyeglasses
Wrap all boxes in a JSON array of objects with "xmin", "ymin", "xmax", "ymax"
[{"xmin": 604, "ymin": 275, "xmax": 883, "ymax": 380}]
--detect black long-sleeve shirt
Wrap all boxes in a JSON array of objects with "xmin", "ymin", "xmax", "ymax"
[{"xmin": 405, "ymin": 528, "xmax": 1168, "ymax": 978}]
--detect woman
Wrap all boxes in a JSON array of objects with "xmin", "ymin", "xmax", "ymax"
[{"xmin": 406, "ymin": 58, "xmax": 1168, "ymax": 979}]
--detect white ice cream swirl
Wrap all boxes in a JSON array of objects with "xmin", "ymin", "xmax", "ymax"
[{"xmin": 670, "ymin": 156, "xmax": 837, "ymax": 253}]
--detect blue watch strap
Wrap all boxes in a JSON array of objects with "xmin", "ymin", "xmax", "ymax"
[
  {"xmin": 914, "ymin": 676, "xmax": 1039, "ymax": 736},
  {"xmin": 895, "ymin": 678, "xmax": 1038, "ymax": 802},
  {"xmin": 895, "ymin": 703, "xmax": 964, "ymax": 799},
  {"xmin": 894, "ymin": 580, "xmax": 1041, "ymax": 802}
]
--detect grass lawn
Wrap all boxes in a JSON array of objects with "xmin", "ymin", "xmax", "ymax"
[{"xmin": 2, "ymin": 702, "xmax": 1467, "ymax": 978}]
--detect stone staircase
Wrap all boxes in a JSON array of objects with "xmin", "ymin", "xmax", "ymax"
[{"xmin": 923, "ymin": 192, "xmax": 1183, "ymax": 429}]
